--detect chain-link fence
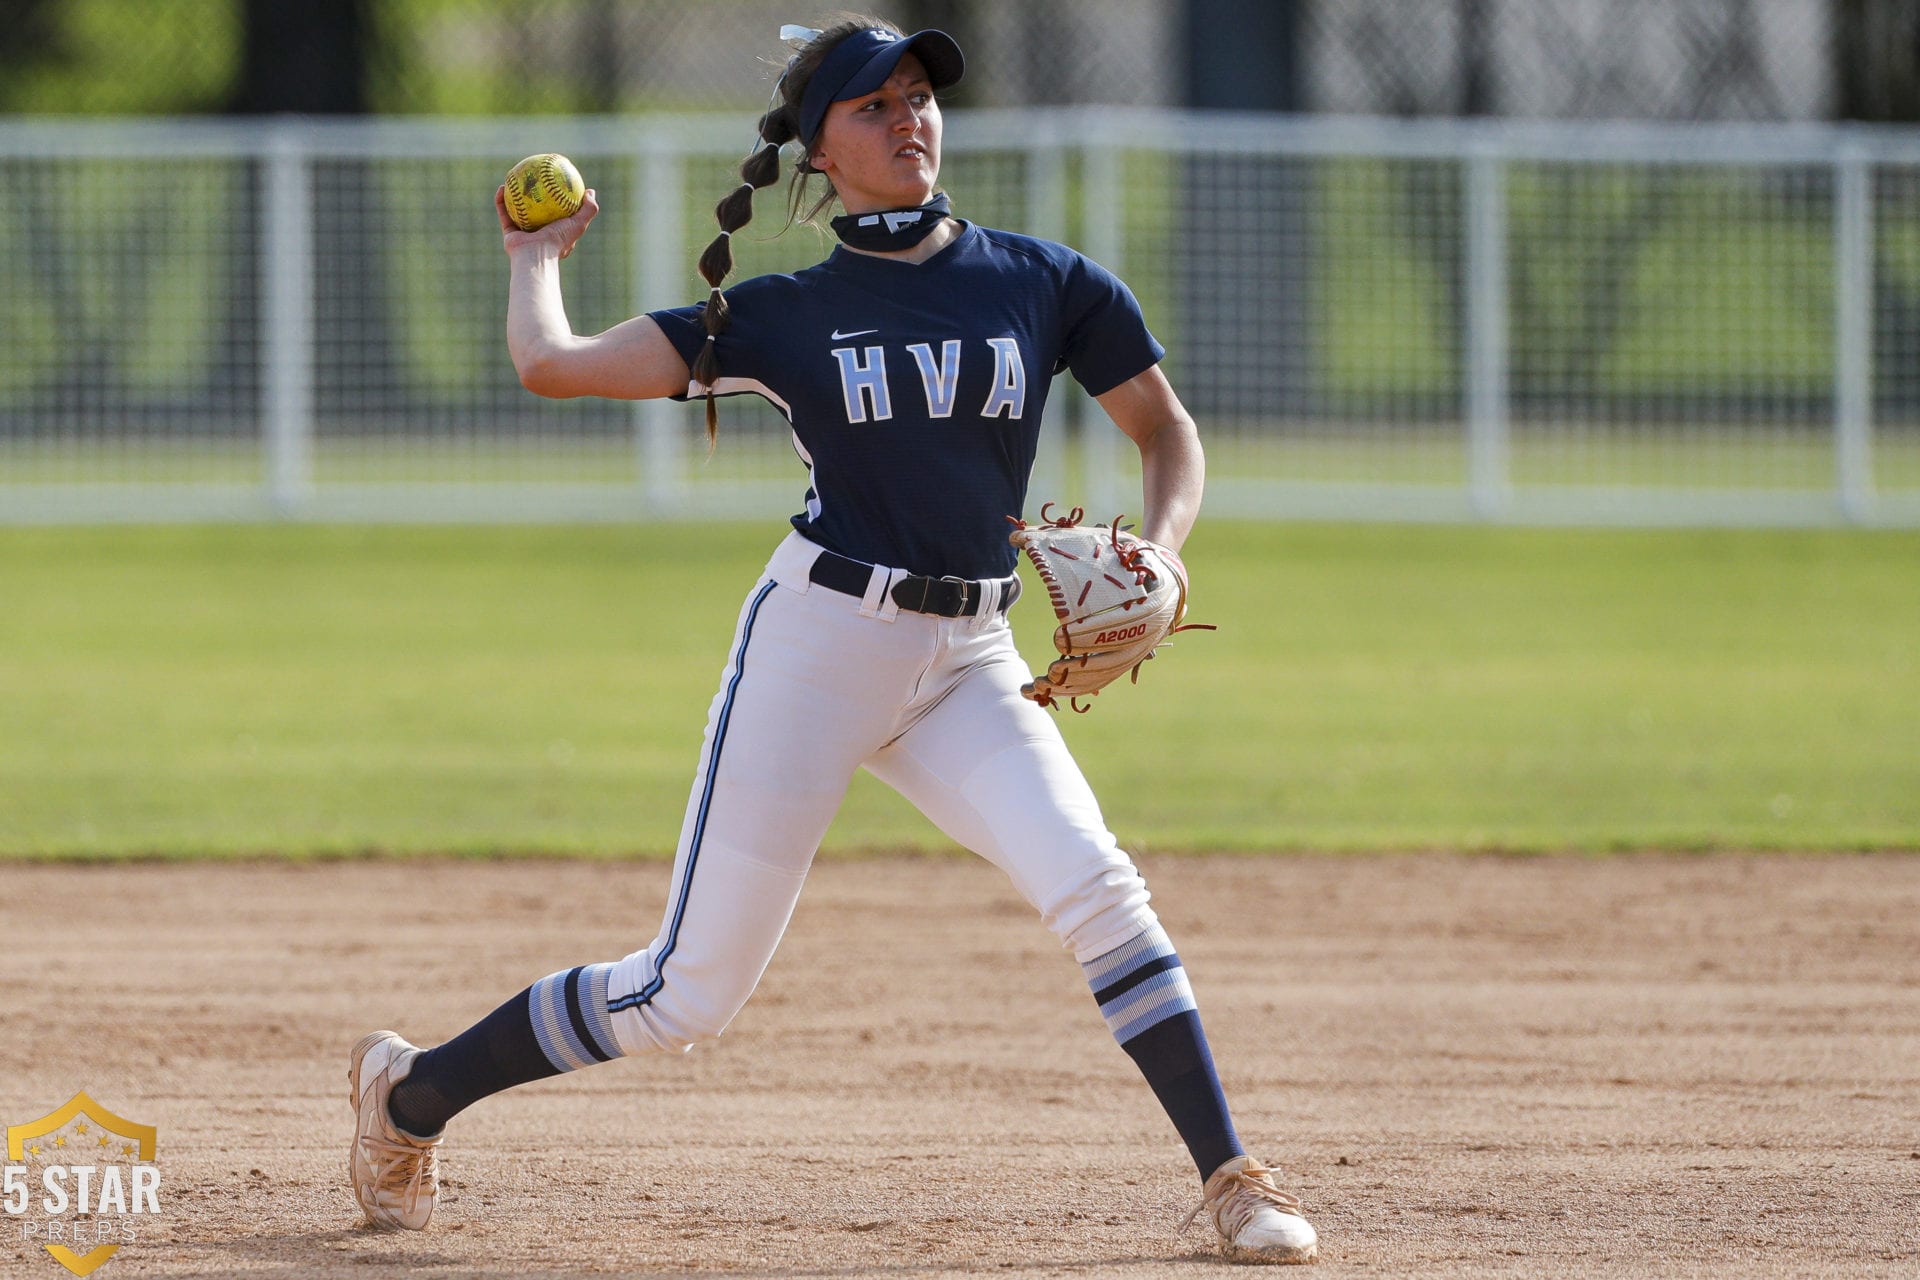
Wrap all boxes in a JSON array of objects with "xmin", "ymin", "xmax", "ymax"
[
  {"xmin": 1106, "ymin": 114, "xmax": 1917, "ymax": 524},
  {"xmin": 6, "ymin": 2, "xmax": 1919, "ymax": 525},
  {"xmin": 3, "ymin": 111, "xmax": 1917, "ymax": 525}
]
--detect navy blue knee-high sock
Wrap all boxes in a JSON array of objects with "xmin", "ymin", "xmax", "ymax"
[
  {"xmin": 386, "ymin": 963, "xmax": 623, "ymax": 1138},
  {"xmin": 1083, "ymin": 925, "xmax": 1244, "ymax": 1179}
]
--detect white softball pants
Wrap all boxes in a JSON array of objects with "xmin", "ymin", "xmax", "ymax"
[{"xmin": 605, "ymin": 532, "xmax": 1158, "ymax": 1055}]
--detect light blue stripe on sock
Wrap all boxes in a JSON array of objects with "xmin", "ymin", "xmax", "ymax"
[
  {"xmin": 1083, "ymin": 923, "xmax": 1198, "ymax": 1047},
  {"xmin": 529, "ymin": 972, "xmax": 595, "ymax": 1072},
  {"xmin": 577, "ymin": 963, "xmax": 621, "ymax": 1060},
  {"xmin": 1106, "ymin": 969, "xmax": 1198, "ymax": 1044},
  {"xmin": 1082, "ymin": 924, "xmax": 1174, "ymax": 989},
  {"xmin": 1099, "ymin": 965, "xmax": 1195, "ymax": 1022}
]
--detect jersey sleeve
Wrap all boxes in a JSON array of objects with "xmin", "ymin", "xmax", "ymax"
[
  {"xmin": 1057, "ymin": 253, "xmax": 1166, "ymax": 397},
  {"xmin": 645, "ymin": 302, "xmax": 709, "ymax": 394},
  {"xmin": 646, "ymin": 282, "xmax": 779, "ymax": 405}
]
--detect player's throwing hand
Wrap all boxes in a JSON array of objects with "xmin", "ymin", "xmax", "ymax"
[{"xmin": 493, "ymin": 184, "xmax": 598, "ymax": 260}]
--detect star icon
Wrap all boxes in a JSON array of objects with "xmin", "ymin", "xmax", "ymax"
[
  {"xmin": 27, "ymin": 1144, "xmax": 41, "ymax": 1157},
  {"xmin": 75, "ymin": 1124, "xmax": 89, "ymax": 1135},
  {"xmin": 121, "ymin": 1144, "xmax": 135, "ymax": 1157},
  {"xmin": 98, "ymin": 1135, "xmax": 113, "ymax": 1147},
  {"xmin": 53, "ymin": 1137, "xmax": 66, "ymax": 1148}
]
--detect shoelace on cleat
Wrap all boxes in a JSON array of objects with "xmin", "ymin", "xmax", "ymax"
[
  {"xmin": 359, "ymin": 1131, "xmax": 439, "ymax": 1216},
  {"xmin": 1179, "ymin": 1159, "xmax": 1306, "ymax": 1240}
]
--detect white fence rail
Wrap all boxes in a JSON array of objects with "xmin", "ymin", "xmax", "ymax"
[{"xmin": 2, "ymin": 110, "xmax": 1917, "ymax": 525}]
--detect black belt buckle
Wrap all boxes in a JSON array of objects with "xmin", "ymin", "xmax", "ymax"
[{"xmin": 938, "ymin": 574, "xmax": 974, "ymax": 618}]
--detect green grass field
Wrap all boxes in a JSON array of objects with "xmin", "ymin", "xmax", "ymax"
[
  {"xmin": 1, "ymin": 522, "xmax": 1914, "ymax": 857},
  {"xmin": 7, "ymin": 425, "xmax": 1920, "ymax": 490}
]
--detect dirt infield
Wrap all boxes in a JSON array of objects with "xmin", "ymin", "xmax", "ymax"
[{"xmin": 1, "ymin": 853, "xmax": 1916, "ymax": 1278}]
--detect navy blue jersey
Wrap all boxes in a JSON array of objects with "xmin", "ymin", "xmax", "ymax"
[{"xmin": 648, "ymin": 222, "xmax": 1164, "ymax": 580}]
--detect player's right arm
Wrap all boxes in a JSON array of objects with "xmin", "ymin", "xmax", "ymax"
[{"xmin": 496, "ymin": 186, "xmax": 691, "ymax": 401}]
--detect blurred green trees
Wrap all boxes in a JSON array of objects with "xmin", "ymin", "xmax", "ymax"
[{"xmin": 0, "ymin": 0, "xmax": 240, "ymax": 114}]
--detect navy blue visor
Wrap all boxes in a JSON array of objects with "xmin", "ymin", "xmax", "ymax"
[{"xmin": 797, "ymin": 28, "xmax": 965, "ymax": 151}]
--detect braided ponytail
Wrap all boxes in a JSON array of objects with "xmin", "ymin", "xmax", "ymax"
[
  {"xmin": 687, "ymin": 18, "xmax": 900, "ymax": 446},
  {"xmin": 691, "ymin": 109, "xmax": 789, "ymax": 447}
]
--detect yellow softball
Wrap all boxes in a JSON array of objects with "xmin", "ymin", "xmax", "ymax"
[{"xmin": 502, "ymin": 153, "xmax": 585, "ymax": 231}]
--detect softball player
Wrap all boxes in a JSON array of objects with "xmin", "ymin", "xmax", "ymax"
[{"xmin": 348, "ymin": 17, "xmax": 1316, "ymax": 1265}]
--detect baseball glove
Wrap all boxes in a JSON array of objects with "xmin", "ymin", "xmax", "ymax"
[{"xmin": 1008, "ymin": 503, "xmax": 1215, "ymax": 712}]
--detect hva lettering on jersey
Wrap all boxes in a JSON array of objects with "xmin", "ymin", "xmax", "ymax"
[{"xmin": 830, "ymin": 338, "xmax": 1026, "ymax": 423}]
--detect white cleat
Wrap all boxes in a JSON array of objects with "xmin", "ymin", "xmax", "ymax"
[
  {"xmin": 347, "ymin": 1030, "xmax": 442, "ymax": 1230},
  {"xmin": 1184, "ymin": 1155, "xmax": 1319, "ymax": 1264}
]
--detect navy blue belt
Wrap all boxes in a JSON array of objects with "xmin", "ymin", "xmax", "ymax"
[{"xmin": 808, "ymin": 548, "xmax": 1021, "ymax": 618}]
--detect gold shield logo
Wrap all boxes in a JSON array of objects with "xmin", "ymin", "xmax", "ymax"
[{"xmin": 5, "ymin": 1093, "xmax": 159, "ymax": 1278}]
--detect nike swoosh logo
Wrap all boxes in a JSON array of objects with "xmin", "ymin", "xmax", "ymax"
[{"xmin": 830, "ymin": 328, "xmax": 879, "ymax": 340}]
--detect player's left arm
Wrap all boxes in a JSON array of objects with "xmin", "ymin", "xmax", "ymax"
[{"xmin": 1094, "ymin": 364, "xmax": 1204, "ymax": 552}]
